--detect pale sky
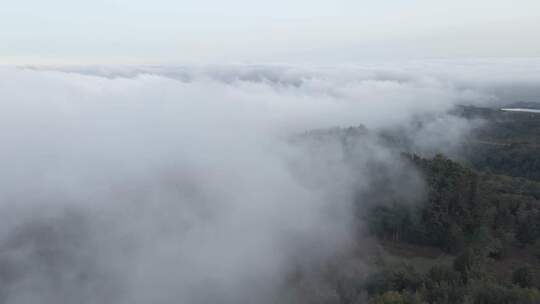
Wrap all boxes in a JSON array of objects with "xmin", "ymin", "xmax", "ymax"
[{"xmin": 1, "ymin": 0, "xmax": 539, "ymax": 64}]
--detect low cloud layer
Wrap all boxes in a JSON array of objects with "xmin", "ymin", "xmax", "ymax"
[{"xmin": 0, "ymin": 60, "xmax": 538, "ymax": 303}]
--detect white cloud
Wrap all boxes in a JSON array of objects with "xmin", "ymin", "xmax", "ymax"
[{"xmin": 0, "ymin": 60, "xmax": 537, "ymax": 303}]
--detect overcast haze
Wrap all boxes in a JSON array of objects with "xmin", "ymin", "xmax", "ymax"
[
  {"xmin": 1, "ymin": 61, "xmax": 538, "ymax": 303},
  {"xmin": 1, "ymin": 0, "xmax": 540, "ymax": 64},
  {"xmin": 1, "ymin": 1, "xmax": 540, "ymax": 303}
]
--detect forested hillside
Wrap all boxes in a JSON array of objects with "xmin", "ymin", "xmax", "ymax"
[
  {"xmin": 366, "ymin": 106, "xmax": 540, "ymax": 303},
  {"xmin": 459, "ymin": 105, "xmax": 540, "ymax": 181},
  {"xmin": 364, "ymin": 154, "xmax": 540, "ymax": 304},
  {"xmin": 291, "ymin": 106, "xmax": 540, "ymax": 304}
]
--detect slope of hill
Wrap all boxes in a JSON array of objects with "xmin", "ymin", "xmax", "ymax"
[{"xmin": 290, "ymin": 108, "xmax": 540, "ymax": 303}]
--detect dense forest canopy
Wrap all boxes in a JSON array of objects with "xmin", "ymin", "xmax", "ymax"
[{"xmin": 288, "ymin": 104, "xmax": 540, "ymax": 304}]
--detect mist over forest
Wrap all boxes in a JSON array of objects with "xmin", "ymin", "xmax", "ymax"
[{"xmin": 1, "ymin": 59, "xmax": 540, "ymax": 303}]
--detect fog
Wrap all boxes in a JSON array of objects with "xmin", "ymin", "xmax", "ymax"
[{"xmin": 0, "ymin": 60, "xmax": 538, "ymax": 303}]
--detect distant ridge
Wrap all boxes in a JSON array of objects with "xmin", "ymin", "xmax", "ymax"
[{"xmin": 504, "ymin": 101, "xmax": 540, "ymax": 109}]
